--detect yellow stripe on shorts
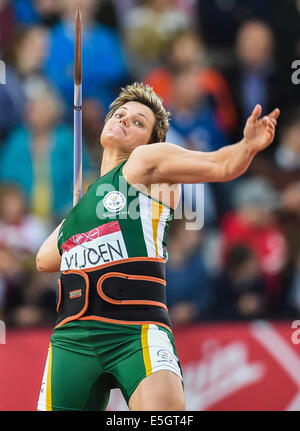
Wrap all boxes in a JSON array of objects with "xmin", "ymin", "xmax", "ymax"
[
  {"xmin": 141, "ymin": 324, "xmax": 152, "ymax": 376},
  {"xmin": 46, "ymin": 342, "xmax": 53, "ymax": 411}
]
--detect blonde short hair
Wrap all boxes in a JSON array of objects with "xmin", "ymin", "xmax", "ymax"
[{"xmin": 105, "ymin": 82, "xmax": 170, "ymax": 143}]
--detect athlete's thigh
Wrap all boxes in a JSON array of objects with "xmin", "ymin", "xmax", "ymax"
[
  {"xmin": 37, "ymin": 342, "xmax": 109, "ymax": 411},
  {"xmin": 129, "ymin": 369, "xmax": 185, "ymax": 411},
  {"xmin": 106, "ymin": 323, "xmax": 184, "ymax": 408}
]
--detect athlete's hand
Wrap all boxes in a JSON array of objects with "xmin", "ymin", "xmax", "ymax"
[{"xmin": 243, "ymin": 104, "xmax": 280, "ymax": 155}]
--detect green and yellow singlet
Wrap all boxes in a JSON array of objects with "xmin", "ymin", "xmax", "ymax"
[{"xmin": 58, "ymin": 160, "xmax": 173, "ymax": 271}]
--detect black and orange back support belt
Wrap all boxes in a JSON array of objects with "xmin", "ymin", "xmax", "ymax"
[{"xmin": 55, "ymin": 257, "xmax": 172, "ymax": 332}]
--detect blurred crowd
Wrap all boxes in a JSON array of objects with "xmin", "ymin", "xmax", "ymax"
[{"xmin": 1, "ymin": 0, "xmax": 300, "ymax": 328}]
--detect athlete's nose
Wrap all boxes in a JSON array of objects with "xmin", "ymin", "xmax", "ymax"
[{"xmin": 119, "ymin": 116, "xmax": 128, "ymax": 127}]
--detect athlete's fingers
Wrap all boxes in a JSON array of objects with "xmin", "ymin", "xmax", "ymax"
[
  {"xmin": 263, "ymin": 116, "xmax": 275, "ymax": 131},
  {"xmin": 265, "ymin": 114, "xmax": 277, "ymax": 127},
  {"xmin": 267, "ymin": 107, "xmax": 280, "ymax": 121},
  {"xmin": 248, "ymin": 104, "xmax": 262, "ymax": 123},
  {"xmin": 265, "ymin": 123, "xmax": 275, "ymax": 139}
]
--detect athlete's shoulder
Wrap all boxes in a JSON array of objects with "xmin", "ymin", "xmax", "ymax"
[
  {"xmin": 129, "ymin": 142, "xmax": 181, "ymax": 164},
  {"xmin": 124, "ymin": 142, "xmax": 183, "ymax": 187},
  {"xmin": 133, "ymin": 141, "xmax": 179, "ymax": 153}
]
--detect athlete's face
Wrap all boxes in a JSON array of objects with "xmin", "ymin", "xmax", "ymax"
[{"xmin": 100, "ymin": 101, "xmax": 156, "ymax": 152}]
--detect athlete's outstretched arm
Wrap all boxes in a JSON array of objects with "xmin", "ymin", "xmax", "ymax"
[
  {"xmin": 36, "ymin": 221, "xmax": 63, "ymax": 272},
  {"xmin": 132, "ymin": 105, "xmax": 279, "ymax": 184}
]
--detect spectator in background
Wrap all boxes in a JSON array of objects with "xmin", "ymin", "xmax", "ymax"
[
  {"xmin": 122, "ymin": 0, "xmax": 192, "ymax": 78},
  {"xmin": 223, "ymin": 20, "xmax": 284, "ymax": 147},
  {"xmin": 213, "ymin": 243, "xmax": 266, "ymax": 321},
  {"xmin": 196, "ymin": 0, "xmax": 273, "ymax": 51},
  {"xmin": 0, "ymin": 184, "xmax": 49, "ymax": 256},
  {"xmin": 166, "ymin": 218, "xmax": 212, "ymax": 326},
  {"xmin": 276, "ymin": 182, "xmax": 300, "ymax": 317},
  {"xmin": 0, "ymin": 186, "xmax": 27, "ymax": 321},
  {"xmin": 267, "ymin": 0, "xmax": 300, "ymax": 90},
  {"xmin": 144, "ymin": 29, "xmax": 238, "ymax": 135},
  {"xmin": 285, "ymin": 250, "xmax": 300, "ymax": 318},
  {"xmin": 279, "ymin": 182, "xmax": 300, "ymax": 266},
  {"xmin": 44, "ymin": 0, "xmax": 129, "ymax": 113},
  {"xmin": 5, "ymin": 270, "xmax": 58, "ymax": 327},
  {"xmin": 220, "ymin": 177, "xmax": 287, "ymax": 314},
  {"xmin": 167, "ymin": 66, "xmax": 229, "ymax": 153},
  {"xmin": 0, "ymin": 184, "xmax": 54, "ymax": 326},
  {"xmin": 5, "ymin": 25, "xmax": 48, "ymax": 80},
  {"xmin": 0, "ymin": 25, "xmax": 48, "ymax": 140},
  {"xmin": 275, "ymin": 113, "xmax": 300, "ymax": 171},
  {"xmin": 0, "ymin": 78, "xmax": 92, "ymax": 222}
]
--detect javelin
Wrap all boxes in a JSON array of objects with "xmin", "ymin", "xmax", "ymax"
[{"xmin": 73, "ymin": 7, "xmax": 82, "ymax": 206}]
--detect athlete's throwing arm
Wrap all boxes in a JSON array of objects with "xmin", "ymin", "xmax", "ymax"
[{"xmin": 126, "ymin": 104, "xmax": 279, "ymax": 185}]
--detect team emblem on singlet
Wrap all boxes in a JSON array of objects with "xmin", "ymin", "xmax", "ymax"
[
  {"xmin": 60, "ymin": 220, "xmax": 128, "ymax": 271},
  {"xmin": 103, "ymin": 191, "xmax": 126, "ymax": 213}
]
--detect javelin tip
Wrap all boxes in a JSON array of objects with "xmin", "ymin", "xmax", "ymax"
[
  {"xmin": 74, "ymin": 6, "xmax": 82, "ymax": 86},
  {"xmin": 76, "ymin": 6, "xmax": 81, "ymax": 15}
]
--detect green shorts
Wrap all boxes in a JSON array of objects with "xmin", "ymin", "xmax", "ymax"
[{"xmin": 37, "ymin": 320, "xmax": 183, "ymax": 411}]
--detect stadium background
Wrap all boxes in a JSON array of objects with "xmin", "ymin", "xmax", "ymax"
[{"xmin": 1, "ymin": 0, "xmax": 300, "ymax": 411}]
